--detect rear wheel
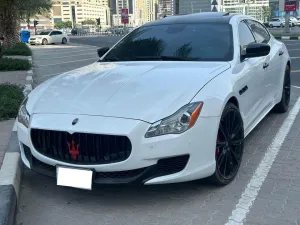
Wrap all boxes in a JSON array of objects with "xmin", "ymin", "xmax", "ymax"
[
  {"xmin": 42, "ymin": 38, "xmax": 48, "ymax": 45},
  {"xmin": 62, "ymin": 37, "xmax": 67, "ymax": 44},
  {"xmin": 269, "ymin": 24, "xmax": 273, "ymax": 28},
  {"xmin": 280, "ymin": 23, "xmax": 284, "ymax": 27},
  {"xmin": 273, "ymin": 64, "xmax": 291, "ymax": 113},
  {"xmin": 209, "ymin": 103, "xmax": 244, "ymax": 185}
]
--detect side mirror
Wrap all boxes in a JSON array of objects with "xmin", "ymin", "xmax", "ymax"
[
  {"xmin": 241, "ymin": 42, "xmax": 270, "ymax": 61},
  {"xmin": 97, "ymin": 47, "xmax": 110, "ymax": 58}
]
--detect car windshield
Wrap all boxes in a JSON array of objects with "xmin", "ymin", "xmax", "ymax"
[
  {"xmin": 103, "ymin": 23, "xmax": 233, "ymax": 62},
  {"xmin": 38, "ymin": 31, "xmax": 51, "ymax": 35}
]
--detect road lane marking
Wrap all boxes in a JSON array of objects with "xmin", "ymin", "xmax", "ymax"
[
  {"xmin": 292, "ymin": 85, "xmax": 300, "ymax": 88},
  {"xmin": 38, "ymin": 57, "xmax": 98, "ymax": 67},
  {"xmin": 290, "ymin": 56, "xmax": 300, "ymax": 59},
  {"xmin": 291, "ymin": 69, "xmax": 300, "ymax": 72},
  {"xmin": 287, "ymin": 49, "xmax": 300, "ymax": 51},
  {"xmin": 37, "ymin": 52, "xmax": 97, "ymax": 60},
  {"xmin": 226, "ymin": 96, "xmax": 300, "ymax": 225}
]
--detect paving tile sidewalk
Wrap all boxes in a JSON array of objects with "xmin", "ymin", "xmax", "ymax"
[
  {"xmin": 0, "ymin": 70, "xmax": 27, "ymax": 168},
  {"xmin": 244, "ymin": 99, "xmax": 300, "ymax": 225}
]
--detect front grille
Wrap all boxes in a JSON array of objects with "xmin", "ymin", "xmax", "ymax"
[{"xmin": 31, "ymin": 129, "xmax": 132, "ymax": 165}]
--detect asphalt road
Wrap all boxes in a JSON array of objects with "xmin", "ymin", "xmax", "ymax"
[
  {"xmin": 16, "ymin": 40, "xmax": 300, "ymax": 225},
  {"xmin": 268, "ymin": 26, "xmax": 300, "ymax": 34}
]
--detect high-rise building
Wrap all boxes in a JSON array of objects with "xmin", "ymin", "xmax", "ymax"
[
  {"xmin": 112, "ymin": 0, "xmax": 135, "ymax": 26},
  {"xmin": 51, "ymin": 0, "xmax": 111, "ymax": 28},
  {"xmin": 157, "ymin": 0, "xmax": 174, "ymax": 18}
]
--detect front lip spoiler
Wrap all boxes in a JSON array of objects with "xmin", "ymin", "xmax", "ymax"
[{"xmin": 22, "ymin": 143, "xmax": 190, "ymax": 185}]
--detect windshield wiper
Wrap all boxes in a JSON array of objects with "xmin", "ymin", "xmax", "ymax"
[{"xmin": 134, "ymin": 56, "xmax": 200, "ymax": 61}]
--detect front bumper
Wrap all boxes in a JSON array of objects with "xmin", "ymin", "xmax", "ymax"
[
  {"xmin": 29, "ymin": 39, "xmax": 42, "ymax": 45},
  {"xmin": 18, "ymin": 113, "xmax": 219, "ymax": 185}
]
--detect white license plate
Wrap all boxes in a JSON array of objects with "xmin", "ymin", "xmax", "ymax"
[{"xmin": 56, "ymin": 166, "xmax": 93, "ymax": 190}]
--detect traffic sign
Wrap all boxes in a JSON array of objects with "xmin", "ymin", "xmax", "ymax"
[
  {"xmin": 284, "ymin": 0, "xmax": 297, "ymax": 11},
  {"xmin": 121, "ymin": 8, "xmax": 129, "ymax": 24}
]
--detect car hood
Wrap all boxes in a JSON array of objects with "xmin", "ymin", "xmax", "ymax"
[{"xmin": 27, "ymin": 61, "xmax": 230, "ymax": 123}]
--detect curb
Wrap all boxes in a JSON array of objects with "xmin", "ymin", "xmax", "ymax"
[
  {"xmin": 0, "ymin": 55, "xmax": 34, "ymax": 225},
  {"xmin": 274, "ymin": 36, "xmax": 300, "ymax": 40}
]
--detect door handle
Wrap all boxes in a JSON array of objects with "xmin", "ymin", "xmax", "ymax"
[
  {"xmin": 279, "ymin": 50, "xmax": 284, "ymax": 56},
  {"xmin": 263, "ymin": 62, "xmax": 269, "ymax": 69}
]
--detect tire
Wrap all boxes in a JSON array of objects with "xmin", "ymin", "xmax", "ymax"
[
  {"xmin": 209, "ymin": 103, "xmax": 244, "ymax": 186},
  {"xmin": 42, "ymin": 38, "xmax": 48, "ymax": 45},
  {"xmin": 280, "ymin": 23, "xmax": 284, "ymax": 27},
  {"xmin": 62, "ymin": 37, "xmax": 67, "ymax": 44},
  {"xmin": 273, "ymin": 64, "xmax": 291, "ymax": 113},
  {"xmin": 269, "ymin": 24, "xmax": 273, "ymax": 28}
]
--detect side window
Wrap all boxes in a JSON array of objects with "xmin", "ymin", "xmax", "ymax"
[
  {"xmin": 56, "ymin": 31, "xmax": 63, "ymax": 35},
  {"xmin": 247, "ymin": 20, "xmax": 270, "ymax": 43},
  {"xmin": 50, "ymin": 31, "xmax": 56, "ymax": 36},
  {"xmin": 238, "ymin": 21, "xmax": 255, "ymax": 51}
]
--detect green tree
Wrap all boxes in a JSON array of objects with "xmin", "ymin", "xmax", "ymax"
[
  {"xmin": 55, "ymin": 21, "xmax": 65, "ymax": 29},
  {"xmin": 82, "ymin": 19, "xmax": 96, "ymax": 25},
  {"xmin": 54, "ymin": 21, "xmax": 73, "ymax": 29},
  {"xmin": 0, "ymin": 0, "xmax": 52, "ymax": 47},
  {"xmin": 262, "ymin": 6, "xmax": 272, "ymax": 23}
]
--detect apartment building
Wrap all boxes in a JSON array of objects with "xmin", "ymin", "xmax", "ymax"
[
  {"xmin": 52, "ymin": 0, "xmax": 111, "ymax": 28},
  {"xmin": 177, "ymin": 0, "xmax": 212, "ymax": 14},
  {"xmin": 221, "ymin": 0, "xmax": 269, "ymax": 22}
]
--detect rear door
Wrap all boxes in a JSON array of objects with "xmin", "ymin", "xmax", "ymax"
[{"xmin": 55, "ymin": 31, "xmax": 63, "ymax": 43}]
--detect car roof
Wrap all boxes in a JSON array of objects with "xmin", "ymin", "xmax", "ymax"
[{"xmin": 143, "ymin": 12, "xmax": 235, "ymax": 26}]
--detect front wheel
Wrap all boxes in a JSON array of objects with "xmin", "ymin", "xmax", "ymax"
[
  {"xmin": 209, "ymin": 103, "xmax": 244, "ymax": 186},
  {"xmin": 273, "ymin": 64, "xmax": 291, "ymax": 113},
  {"xmin": 42, "ymin": 38, "xmax": 48, "ymax": 45},
  {"xmin": 269, "ymin": 24, "xmax": 273, "ymax": 28}
]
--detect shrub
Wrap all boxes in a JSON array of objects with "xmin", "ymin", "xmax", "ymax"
[
  {"xmin": 3, "ymin": 42, "xmax": 32, "ymax": 56},
  {"xmin": 0, "ymin": 83, "xmax": 24, "ymax": 121},
  {"xmin": 0, "ymin": 58, "xmax": 31, "ymax": 71}
]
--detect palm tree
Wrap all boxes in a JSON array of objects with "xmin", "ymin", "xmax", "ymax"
[
  {"xmin": 0, "ymin": 0, "xmax": 52, "ymax": 47},
  {"xmin": 175, "ymin": 43, "xmax": 193, "ymax": 58}
]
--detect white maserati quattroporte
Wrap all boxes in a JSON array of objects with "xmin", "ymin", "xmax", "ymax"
[{"xmin": 17, "ymin": 12, "xmax": 291, "ymax": 190}]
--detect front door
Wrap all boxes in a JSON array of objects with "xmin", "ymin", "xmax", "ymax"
[{"xmin": 234, "ymin": 20, "xmax": 268, "ymax": 132}]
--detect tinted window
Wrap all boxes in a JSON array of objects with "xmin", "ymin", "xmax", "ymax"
[
  {"xmin": 247, "ymin": 20, "xmax": 270, "ymax": 43},
  {"xmin": 103, "ymin": 23, "xmax": 234, "ymax": 62},
  {"xmin": 56, "ymin": 31, "xmax": 63, "ymax": 35},
  {"xmin": 238, "ymin": 21, "xmax": 255, "ymax": 50},
  {"xmin": 39, "ymin": 31, "xmax": 51, "ymax": 35}
]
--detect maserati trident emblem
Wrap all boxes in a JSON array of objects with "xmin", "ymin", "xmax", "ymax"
[
  {"xmin": 72, "ymin": 118, "xmax": 79, "ymax": 125},
  {"xmin": 67, "ymin": 140, "xmax": 80, "ymax": 160}
]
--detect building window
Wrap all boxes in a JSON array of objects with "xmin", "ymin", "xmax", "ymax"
[{"xmin": 63, "ymin": 2, "xmax": 69, "ymax": 4}]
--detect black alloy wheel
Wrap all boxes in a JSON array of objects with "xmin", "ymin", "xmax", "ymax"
[
  {"xmin": 273, "ymin": 64, "xmax": 291, "ymax": 113},
  {"xmin": 210, "ymin": 103, "xmax": 244, "ymax": 185}
]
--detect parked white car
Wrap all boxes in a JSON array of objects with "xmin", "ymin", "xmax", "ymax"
[
  {"xmin": 268, "ymin": 18, "xmax": 294, "ymax": 27},
  {"xmin": 29, "ymin": 30, "xmax": 69, "ymax": 45},
  {"xmin": 18, "ymin": 13, "xmax": 291, "ymax": 189},
  {"xmin": 290, "ymin": 17, "xmax": 300, "ymax": 26}
]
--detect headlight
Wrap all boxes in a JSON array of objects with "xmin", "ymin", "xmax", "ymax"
[
  {"xmin": 18, "ymin": 97, "xmax": 30, "ymax": 128},
  {"xmin": 145, "ymin": 102, "xmax": 203, "ymax": 138}
]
